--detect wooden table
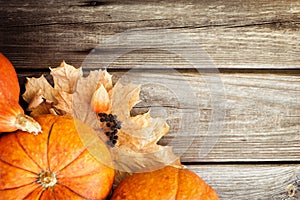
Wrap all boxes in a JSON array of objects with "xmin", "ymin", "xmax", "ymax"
[{"xmin": 1, "ymin": 1, "xmax": 300, "ymax": 199}]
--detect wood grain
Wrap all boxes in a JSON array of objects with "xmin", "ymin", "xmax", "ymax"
[
  {"xmin": 188, "ymin": 164, "xmax": 300, "ymax": 200},
  {"xmin": 17, "ymin": 69, "xmax": 300, "ymax": 162},
  {"xmin": 1, "ymin": 0, "xmax": 300, "ymax": 69},
  {"xmin": 2, "ymin": 1, "xmax": 300, "ymax": 198}
]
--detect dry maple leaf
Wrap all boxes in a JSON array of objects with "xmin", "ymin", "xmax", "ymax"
[{"xmin": 23, "ymin": 62, "xmax": 183, "ymax": 185}]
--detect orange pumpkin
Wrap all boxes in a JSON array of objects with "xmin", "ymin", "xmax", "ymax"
[
  {"xmin": 0, "ymin": 53, "xmax": 41, "ymax": 134},
  {"xmin": 0, "ymin": 114, "xmax": 114, "ymax": 199},
  {"xmin": 111, "ymin": 165, "xmax": 219, "ymax": 200}
]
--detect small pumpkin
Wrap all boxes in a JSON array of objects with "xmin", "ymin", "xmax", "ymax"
[
  {"xmin": 0, "ymin": 53, "xmax": 41, "ymax": 134},
  {"xmin": 111, "ymin": 165, "xmax": 219, "ymax": 200},
  {"xmin": 0, "ymin": 114, "xmax": 114, "ymax": 199}
]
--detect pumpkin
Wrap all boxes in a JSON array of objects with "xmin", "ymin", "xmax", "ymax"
[
  {"xmin": 0, "ymin": 53, "xmax": 41, "ymax": 134},
  {"xmin": 0, "ymin": 114, "xmax": 114, "ymax": 199},
  {"xmin": 111, "ymin": 165, "xmax": 219, "ymax": 200}
]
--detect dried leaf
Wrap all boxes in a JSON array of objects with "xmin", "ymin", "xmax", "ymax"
[
  {"xmin": 72, "ymin": 70, "xmax": 102, "ymax": 130},
  {"xmin": 23, "ymin": 62, "xmax": 183, "ymax": 187},
  {"xmin": 111, "ymin": 81, "xmax": 141, "ymax": 121},
  {"xmin": 98, "ymin": 70, "xmax": 113, "ymax": 91},
  {"xmin": 54, "ymin": 91, "xmax": 73, "ymax": 115},
  {"xmin": 50, "ymin": 61, "xmax": 82, "ymax": 93},
  {"xmin": 27, "ymin": 89, "xmax": 44, "ymax": 111},
  {"xmin": 119, "ymin": 112, "xmax": 169, "ymax": 150},
  {"xmin": 23, "ymin": 76, "xmax": 56, "ymax": 104},
  {"xmin": 30, "ymin": 102, "xmax": 53, "ymax": 117}
]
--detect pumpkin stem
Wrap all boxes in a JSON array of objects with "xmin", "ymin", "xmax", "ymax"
[
  {"xmin": 15, "ymin": 114, "xmax": 41, "ymax": 135},
  {"xmin": 37, "ymin": 170, "xmax": 57, "ymax": 188}
]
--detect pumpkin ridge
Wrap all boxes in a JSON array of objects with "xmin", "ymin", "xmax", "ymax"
[
  {"xmin": 174, "ymin": 167, "xmax": 180, "ymax": 200},
  {"xmin": 15, "ymin": 133, "xmax": 43, "ymax": 171},
  {"xmin": 55, "ymin": 148, "xmax": 88, "ymax": 175},
  {"xmin": 46, "ymin": 123, "xmax": 55, "ymax": 171},
  {"xmin": 39, "ymin": 189, "xmax": 47, "ymax": 200},
  {"xmin": 1, "ymin": 179, "xmax": 37, "ymax": 191},
  {"xmin": 55, "ymin": 183, "xmax": 94, "ymax": 200},
  {"xmin": 52, "ymin": 187, "xmax": 58, "ymax": 200},
  {"xmin": 59, "ymin": 166, "xmax": 102, "ymax": 179},
  {"xmin": 41, "ymin": 187, "xmax": 57, "ymax": 200},
  {"xmin": 23, "ymin": 185, "xmax": 44, "ymax": 200},
  {"xmin": 0, "ymin": 159, "xmax": 38, "ymax": 177},
  {"xmin": 47, "ymin": 116, "xmax": 94, "ymax": 173}
]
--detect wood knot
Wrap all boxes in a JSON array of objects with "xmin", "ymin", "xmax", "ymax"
[
  {"xmin": 285, "ymin": 176, "xmax": 300, "ymax": 198},
  {"xmin": 82, "ymin": 1, "xmax": 107, "ymax": 7}
]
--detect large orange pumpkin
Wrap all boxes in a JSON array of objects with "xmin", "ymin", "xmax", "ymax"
[
  {"xmin": 0, "ymin": 53, "xmax": 41, "ymax": 134},
  {"xmin": 111, "ymin": 165, "xmax": 219, "ymax": 200},
  {"xmin": 0, "ymin": 114, "xmax": 114, "ymax": 199}
]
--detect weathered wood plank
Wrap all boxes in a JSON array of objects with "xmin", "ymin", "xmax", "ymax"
[
  {"xmin": 115, "ymin": 70, "xmax": 300, "ymax": 162},
  {"xmin": 1, "ymin": 0, "xmax": 300, "ymax": 69},
  {"xmin": 3, "ymin": 1, "xmax": 300, "ymax": 199},
  {"xmin": 17, "ymin": 69, "xmax": 300, "ymax": 162},
  {"xmin": 188, "ymin": 164, "xmax": 300, "ymax": 200}
]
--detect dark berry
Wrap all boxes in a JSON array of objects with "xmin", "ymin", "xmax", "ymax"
[
  {"xmin": 108, "ymin": 114, "xmax": 114, "ymax": 121},
  {"xmin": 109, "ymin": 135, "xmax": 114, "ymax": 141},
  {"xmin": 98, "ymin": 112, "xmax": 122, "ymax": 147},
  {"xmin": 106, "ymin": 141, "xmax": 114, "ymax": 147},
  {"xmin": 116, "ymin": 123, "xmax": 121, "ymax": 129},
  {"xmin": 112, "ymin": 129, "xmax": 118, "ymax": 135}
]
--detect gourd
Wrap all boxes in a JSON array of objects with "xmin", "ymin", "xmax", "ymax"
[
  {"xmin": 0, "ymin": 114, "xmax": 114, "ymax": 199},
  {"xmin": 111, "ymin": 165, "xmax": 219, "ymax": 200},
  {"xmin": 0, "ymin": 53, "xmax": 40, "ymax": 134}
]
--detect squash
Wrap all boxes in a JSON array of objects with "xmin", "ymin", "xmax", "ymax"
[
  {"xmin": 0, "ymin": 114, "xmax": 114, "ymax": 199},
  {"xmin": 111, "ymin": 165, "xmax": 219, "ymax": 200},
  {"xmin": 0, "ymin": 53, "xmax": 41, "ymax": 134}
]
